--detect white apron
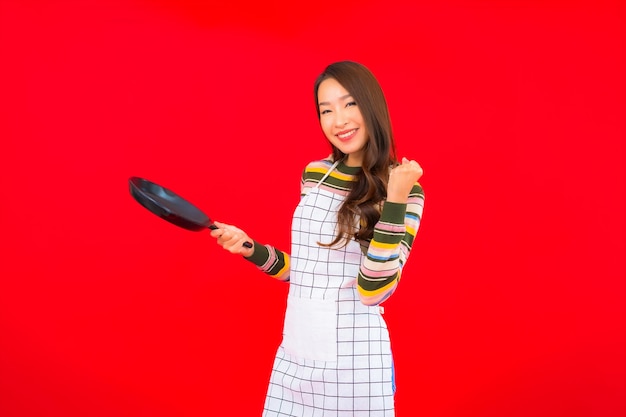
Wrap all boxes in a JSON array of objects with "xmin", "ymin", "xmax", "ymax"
[{"xmin": 263, "ymin": 161, "xmax": 395, "ymax": 417}]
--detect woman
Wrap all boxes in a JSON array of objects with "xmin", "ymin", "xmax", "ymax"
[{"xmin": 211, "ymin": 61, "xmax": 425, "ymax": 416}]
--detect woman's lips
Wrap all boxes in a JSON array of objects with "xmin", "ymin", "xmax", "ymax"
[{"xmin": 336, "ymin": 128, "xmax": 357, "ymax": 142}]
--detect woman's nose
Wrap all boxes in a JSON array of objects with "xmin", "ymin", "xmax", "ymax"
[{"xmin": 334, "ymin": 111, "xmax": 348, "ymax": 127}]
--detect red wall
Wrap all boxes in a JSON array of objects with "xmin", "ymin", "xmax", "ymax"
[{"xmin": 1, "ymin": 0, "xmax": 624, "ymax": 416}]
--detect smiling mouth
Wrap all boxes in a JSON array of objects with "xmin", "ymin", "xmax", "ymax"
[{"xmin": 337, "ymin": 129, "xmax": 357, "ymax": 140}]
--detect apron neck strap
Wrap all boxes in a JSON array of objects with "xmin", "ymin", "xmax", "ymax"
[{"xmin": 315, "ymin": 159, "xmax": 341, "ymax": 189}]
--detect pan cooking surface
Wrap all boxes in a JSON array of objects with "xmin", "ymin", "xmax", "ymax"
[{"xmin": 129, "ymin": 177, "xmax": 210, "ymax": 230}]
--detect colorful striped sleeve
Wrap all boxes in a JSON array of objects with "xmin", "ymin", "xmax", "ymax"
[
  {"xmin": 357, "ymin": 182, "xmax": 425, "ymax": 305},
  {"xmin": 245, "ymin": 241, "xmax": 291, "ymax": 282}
]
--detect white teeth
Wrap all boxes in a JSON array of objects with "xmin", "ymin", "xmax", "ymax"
[{"xmin": 338, "ymin": 129, "xmax": 355, "ymax": 139}]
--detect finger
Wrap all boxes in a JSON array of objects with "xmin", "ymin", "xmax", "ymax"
[
  {"xmin": 224, "ymin": 235, "xmax": 245, "ymax": 253},
  {"xmin": 209, "ymin": 226, "xmax": 221, "ymax": 239}
]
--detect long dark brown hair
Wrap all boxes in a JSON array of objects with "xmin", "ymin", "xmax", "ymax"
[{"xmin": 313, "ymin": 61, "xmax": 398, "ymax": 248}]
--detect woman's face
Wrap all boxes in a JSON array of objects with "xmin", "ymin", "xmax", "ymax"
[{"xmin": 317, "ymin": 78, "xmax": 369, "ymax": 167}]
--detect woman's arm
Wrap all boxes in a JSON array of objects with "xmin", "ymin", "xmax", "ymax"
[
  {"xmin": 357, "ymin": 157, "xmax": 425, "ymax": 304},
  {"xmin": 210, "ymin": 221, "xmax": 291, "ymax": 282},
  {"xmin": 358, "ymin": 179, "xmax": 425, "ymax": 305},
  {"xmin": 245, "ymin": 242, "xmax": 291, "ymax": 282}
]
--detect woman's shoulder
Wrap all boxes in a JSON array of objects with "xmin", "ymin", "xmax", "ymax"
[
  {"xmin": 300, "ymin": 155, "xmax": 354, "ymax": 196},
  {"xmin": 300, "ymin": 156, "xmax": 333, "ymax": 196},
  {"xmin": 303, "ymin": 155, "xmax": 335, "ymax": 173},
  {"xmin": 301, "ymin": 155, "xmax": 336, "ymax": 180}
]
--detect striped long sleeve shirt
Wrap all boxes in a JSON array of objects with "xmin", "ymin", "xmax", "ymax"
[{"xmin": 246, "ymin": 157, "xmax": 425, "ymax": 306}]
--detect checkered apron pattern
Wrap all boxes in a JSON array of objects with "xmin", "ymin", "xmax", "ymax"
[{"xmin": 263, "ymin": 161, "xmax": 395, "ymax": 416}]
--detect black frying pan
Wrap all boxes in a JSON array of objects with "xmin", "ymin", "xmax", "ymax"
[{"xmin": 128, "ymin": 176, "xmax": 252, "ymax": 248}]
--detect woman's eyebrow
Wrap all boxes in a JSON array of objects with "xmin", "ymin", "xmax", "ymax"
[{"xmin": 318, "ymin": 94, "xmax": 353, "ymax": 106}]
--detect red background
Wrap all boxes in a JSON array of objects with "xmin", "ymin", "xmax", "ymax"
[{"xmin": 1, "ymin": 0, "xmax": 624, "ymax": 416}]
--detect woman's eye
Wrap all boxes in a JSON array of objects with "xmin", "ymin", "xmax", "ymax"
[
  {"xmin": 320, "ymin": 109, "xmax": 331, "ymax": 115},
  {"xmin": 346, "ymin": 101, "xmax": 357, "ymax": 107}
]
